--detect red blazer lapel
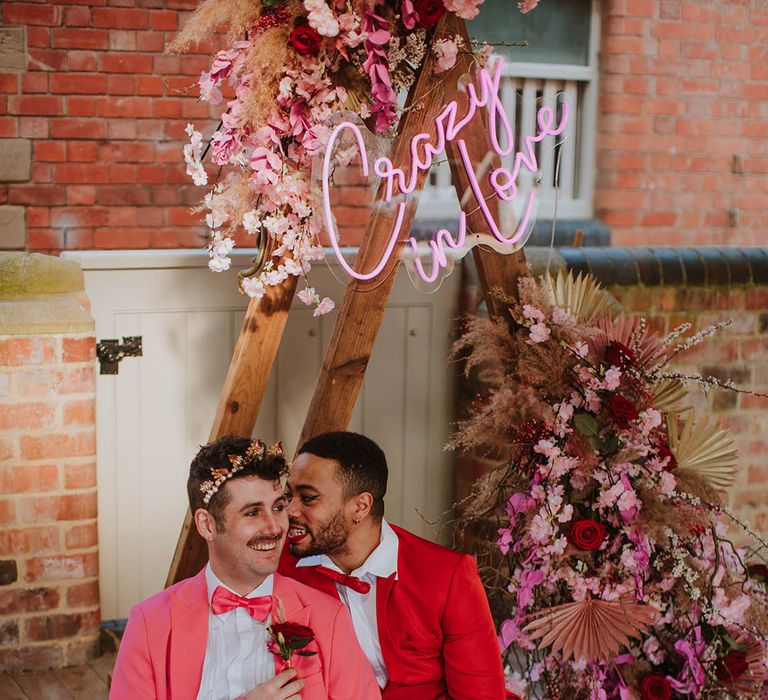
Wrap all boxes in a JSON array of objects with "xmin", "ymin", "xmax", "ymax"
[
  {"xmin": 169, "ymin": 570, "xmax": 209, "ymax": 700},
  {"xmin": 376, "ymin": 572, "xmax": 399, "ymax": 677}
]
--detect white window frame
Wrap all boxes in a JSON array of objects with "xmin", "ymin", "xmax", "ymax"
[{"xmin": 415, "ymin": 1, "xmax": 600, "ymax": 222}]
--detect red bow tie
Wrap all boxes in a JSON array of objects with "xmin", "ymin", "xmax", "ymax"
[
  {"xmin": 210, "ymin": 586, "xmax": 272, "ymax": 621},
  {"xmin": 315, "ymin": 566, "xmax": 372, "ymax": 594}
]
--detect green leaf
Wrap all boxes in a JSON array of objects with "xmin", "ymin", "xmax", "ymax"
[{"xmin": 574, "ymin": 413, "xmax": 599, "ymax": 437}]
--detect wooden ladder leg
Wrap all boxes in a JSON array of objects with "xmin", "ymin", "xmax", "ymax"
[{"xmin": 166, "ymin": 276, "xmax": 297, "ymax": 585}]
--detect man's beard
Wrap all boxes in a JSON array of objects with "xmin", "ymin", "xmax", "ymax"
[{"xmin": 292, "ymin": 509, "xmax": 349, "ymax": 558}]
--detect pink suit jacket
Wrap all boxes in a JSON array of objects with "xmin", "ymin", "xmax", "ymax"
[
  {"xmin": 279, "ymin": 525, "xmax": 506, "ymax": 700},
  {"xmin": 110, "ymin": 570, "xmax": 381, "ymax": 700}
]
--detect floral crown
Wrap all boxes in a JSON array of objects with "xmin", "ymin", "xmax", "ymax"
[{"xmin": 200, "ymin": 439, "xmax": 285, "ymax": 506}]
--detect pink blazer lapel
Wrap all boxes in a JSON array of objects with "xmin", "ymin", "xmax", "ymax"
[
  {"xmin": 271, "ymin": 574, "xmax": 323, "ymax": 678},
  {"xmin": 169, "ymin": 570, "xmax": 209, "ymax": 700}
]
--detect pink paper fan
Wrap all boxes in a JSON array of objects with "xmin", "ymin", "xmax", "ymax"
[{"xmin": 522, "ymin": 596, "xmax": 655, "ymax": 661}]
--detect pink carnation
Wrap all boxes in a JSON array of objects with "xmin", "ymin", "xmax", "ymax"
[{"xmin": 443, "ymin": 0, "xmax": 484, "ymax": 20}]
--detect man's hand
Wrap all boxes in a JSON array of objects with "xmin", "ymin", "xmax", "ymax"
[{"xmin": 244, "ymin": 669, "xmax": 305, "ymax": 700}]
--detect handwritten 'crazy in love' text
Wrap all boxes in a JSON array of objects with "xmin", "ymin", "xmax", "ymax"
[{"xmin": 322, "ymin": 57, "xmax": 570, "ymax": 283}]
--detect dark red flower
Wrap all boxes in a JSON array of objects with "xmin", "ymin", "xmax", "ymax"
[
  {"xmin": 567, "ymin": 519, "xmax": 607, "ymax": 551},
  {"xmin": 639, "ymin": 674, "xmax": 672, "ymax": 700},
  {"xmin": 289, "ymin": 19, "xmax": 322, "ymax": 56},
  {"xmin": 606, "ymin": 394, "xmax": 639, "ymax": 429},
  {"xmin": 413, "ymin": 0, "xmax": 446, "ymax": 28},
  {"xmin": 657, "ymin": 444, "xmax": 677, "ymax": 470},
  {"xmin": 717, "ymin": 650, "xmax": 749, "ymax": 686},
  {"xmin": 270, "ymin": 621, "xmax": 315, "ymax": 642},
  {"xmin": 749, "ymin": 563, "xmax": 768, "ymax": 582},
  {"xmin": 605, "ymin": 340, "xmax": 637, "ymax": 369}
]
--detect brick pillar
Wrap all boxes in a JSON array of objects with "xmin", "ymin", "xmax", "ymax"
[{"xmin": 0, "ymin": 252, "xmax": 99, "ymax": 672}]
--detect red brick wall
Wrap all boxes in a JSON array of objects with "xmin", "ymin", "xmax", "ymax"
[
  {"xmin": 0, "ymin": 0, "xmax": 765, "ymax": 252},
  {"xmin": 0, "ymin": 255, "xmax": 99, "ymax": 672},
  {"xmin": 595, "ymin": 0, "xmax": 768, "ymax": 246},
  {"xmin": 1, "ymin": 0, "xmax": 214, "ymax": 254}
]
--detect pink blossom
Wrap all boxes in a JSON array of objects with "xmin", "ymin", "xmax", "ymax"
[
  {"xmin": 603, "ymin": 367, "xmax": 622, "ymax": 391},
  {"xmin": 401, "ymin": 0, "xmax": 418, "ymax": 29},
  {"xmin": 668, "ymin": 627, "xmax": 706, "ymax": 695},
  {"xmin": 250, "ymin": 147, "xmax": 282, "ymax": 188},
  {"xmin": 552, "ymin": 307, "xmax": 571, "ymax": 324},
  {"xmin": 298, "ymin": 286, "xmax": 318, "ymax": 306},
  {"xmin": 518, "ymin": 0, "xmax": 540, "ymax": 13},
  {"xmin": 432, "ymin": 37, "xmax": 461, "ymax": 74},
  {"xmin": 522, "ymin": 304, "xmax": 545, "ymax": 322},
  {"xmin": 313, "ymin": 297, "xmax": 335, "ymax": 317},
  {"xmin": 516, "ymin": 568, "xmax": 545, "ymax": 611},
  {"xmin": 529, "ymin": 322, "xmax": 551, "ymax": 344},
  {"xmin": 444, "ymin": 0, "xmax": 484, "ymax": 20},
  {"xmin": 497, "ymin": 528, "xmax": 513, "ymax": 555}
]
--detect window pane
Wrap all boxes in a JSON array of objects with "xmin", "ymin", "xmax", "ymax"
[{"xmin": 468, "ymin": 0, "xmax": 592, "ymax": 66}]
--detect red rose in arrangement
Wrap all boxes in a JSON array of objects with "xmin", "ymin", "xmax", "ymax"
[
  {"xmin": 267, "ymin": 621, "xmax": 317, "ymax": 666},
  {"xmin": 606, "ymin": 394, "xmax": 639, "ymax": 429},
  {"xmin": 414, "ymin": 0, "xmax": 446, "ymax": 28},
  {"xmin": 639, "ymin": 674, "xmax": 672, "ymax": 700},
  {"xmin": 716, "ymin": 650, "xmax": 748, "ymax": 686},
  {"xmin": 605, "ymin": 340, "xmax": 637, "ymax": 369},
  {"xmin": 567, "ymin": 519, "xmax": 607, "ymax": 551},
  {"xmin": 289, "ymin": 20, "xmax": 323, "ymax": 56}
]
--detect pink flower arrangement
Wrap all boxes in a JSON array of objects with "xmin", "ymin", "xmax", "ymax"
[{"xmin": 452, "ymin": 272, "xmax": 768, "ymax": 698}]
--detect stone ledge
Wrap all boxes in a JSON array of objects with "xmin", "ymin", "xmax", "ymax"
[
  {"xmin": 527, "ymin": 247, "xmax": 768, "ymax": 287},
  {"xmin": 0, "ymin": 253, "xmax": 84, "ymax": 300},
  {"xmin": 0, "ymin": 300, "xmax": 93, "ymax": 335}
]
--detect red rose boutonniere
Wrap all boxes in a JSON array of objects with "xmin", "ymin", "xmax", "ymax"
[{"xmin": 267, "ymin": 621, "xmax": 317, "ymax": 668}]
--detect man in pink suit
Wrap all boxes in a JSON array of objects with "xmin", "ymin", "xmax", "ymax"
[
  {"xmin": 278, "ymin": 432, "xmax": 506, "ymax": 700},
  {"xmin": 111, "ymin": 435, "xmax": 381, "ymax": 700}
]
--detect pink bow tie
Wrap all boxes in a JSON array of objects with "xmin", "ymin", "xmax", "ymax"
[{"xmin": 211, "ymin": 586, "xmax": 272, "ymax": 621}]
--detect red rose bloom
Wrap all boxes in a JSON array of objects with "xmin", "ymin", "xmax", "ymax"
[
  {"xmin": 717, "ymin": 650, "xmax": 749, "ymax": 686},
  {"xmin": 289, "ymin": 20, "xmax": 322, "ymax": 56},
  {"xmin": 270, "ymin": 621, "xmax": 315, "ymax": 641},
  {"xmin": 606, "ymin": 394, "xmax": 639, "ymax": 429},
  {"xmin": 639, "ymin": 674, "xmax": 672, "ymax": 700},
  {"xmin": 605, "ymin": 340, "xmax": 637, "ymax": 369},
  {"xmin": 657, "ymin": 444, "xmax": 677, "ymax": 470},
  {"xmin": 413, "ymin": 0, "xmax": 446, "ymax": 28},
  {"xmin": 567, "ymin": 519, "xmax": 607, "ymax": 551}
]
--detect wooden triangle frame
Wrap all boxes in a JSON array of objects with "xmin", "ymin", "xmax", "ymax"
[{"xmin": 167, "ymin": 13, "xmax": 530, "ymax": 586}]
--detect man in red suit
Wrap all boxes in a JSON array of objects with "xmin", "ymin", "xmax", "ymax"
[{"xmin": 279, "ymin": 431, "xmax": 506, "ymax": 699}]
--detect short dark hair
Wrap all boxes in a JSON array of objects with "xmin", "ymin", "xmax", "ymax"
[
  {"xmin": 188, "ymin": 435, "xmax": 288, "ymax": 528},
  {"xmin": 298, "ymin": 431, "xmax": 388, "ymax": 519}
]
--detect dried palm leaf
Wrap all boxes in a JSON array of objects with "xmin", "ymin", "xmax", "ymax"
[
  {"xmin": 667, "ymin": 412, "xmax": 737, "ymax": 490},
  {"xmin": 651, "ymin": 379, "xmax": 690, "ymax": 411},
  {"xmin": 541, "ymin": 270, "xmax": 611, "ymax": 323},
  {"xmin": 522, "ymin": 597, "xmax": 655, "ymax": 661},
  {"xmin": 591, "ymin": 314, "xmax": 670, "ymax": 371},
  {"xmin": 720, "ymin": 640, "xmax": 768, "ymax": 694}
]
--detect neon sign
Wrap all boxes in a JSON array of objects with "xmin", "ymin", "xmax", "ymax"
[{"xmin": 321, "ymin": 57, "xmax": 570, "ymax": 285}]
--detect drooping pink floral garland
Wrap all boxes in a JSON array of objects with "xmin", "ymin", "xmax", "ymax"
[{"xmin": 179, "ymin": 0, "xmax": 540, "ymax": 314}]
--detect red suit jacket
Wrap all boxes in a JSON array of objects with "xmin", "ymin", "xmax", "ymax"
[
  {"xmin": 279, "ymin": 524, "xmax": 506, "ymax": 700},
  {"xmin": 110, "ymin": 570, "xmax": 381, "ymax": 700}
]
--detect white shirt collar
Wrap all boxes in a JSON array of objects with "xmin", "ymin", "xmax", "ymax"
[
  {"xmin": 205, "ymin": 562, "xmax": 274, "ymax": 604},
  {"xmin": 297, "ymin": 518, "xmax": 399, "ymax": 580}
]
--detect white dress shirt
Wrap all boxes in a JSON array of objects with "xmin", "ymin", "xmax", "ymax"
[
  {"xmin": 297, "ymin": 518, "xmax": 399, "ymax": 689},
  {"xmin": 197, "ymin": 564, "xmax": 275, "ymax": 700}
]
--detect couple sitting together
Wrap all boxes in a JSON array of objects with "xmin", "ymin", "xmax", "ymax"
[{"xmin": 111, "ymin": 431, "xmax": 506, "ymax": 699}]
